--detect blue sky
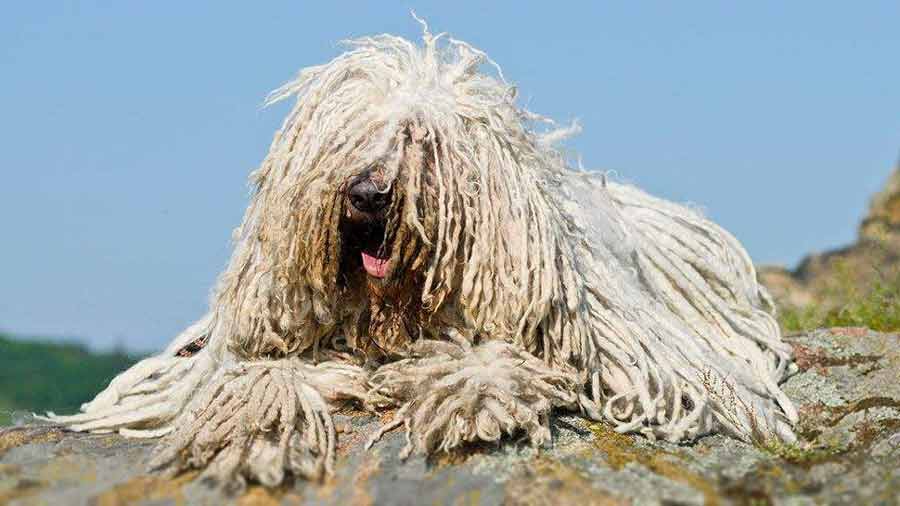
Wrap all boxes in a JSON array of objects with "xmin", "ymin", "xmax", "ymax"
[{"xmin": 1, "ymin": 2, "xmax": 898, "ymax": 351}]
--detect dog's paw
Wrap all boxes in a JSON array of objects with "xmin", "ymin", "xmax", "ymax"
[
  {"xmin": 366, "ymin": 340, "xmax": 579, "ymax": 457},
  {"xmin": 149, "ymin": 360, "xmax": 363, "ymax": 491}
]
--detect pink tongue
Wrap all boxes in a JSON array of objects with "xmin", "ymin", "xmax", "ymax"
[{"xmin": 361, "ymin": 251, "xmax": 389, "ymax": 278}]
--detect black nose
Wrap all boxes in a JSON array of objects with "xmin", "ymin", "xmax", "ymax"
[{"xmin": 348, "ymin": 177, "xmax": 390, "ymax": 213}]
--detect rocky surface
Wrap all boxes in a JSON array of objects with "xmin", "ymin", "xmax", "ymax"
[
  {"xmin": 759, "ymin": 167, "xmax": 900, "ymax": 310},
  {"xmin": 2, "ymin": 328, "xmax": 899, "ymax": 506}
]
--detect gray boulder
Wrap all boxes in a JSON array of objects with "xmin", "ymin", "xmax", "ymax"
[{"xmin": 2, "ymin": 328, "xmax": 898, "ymax": 505}]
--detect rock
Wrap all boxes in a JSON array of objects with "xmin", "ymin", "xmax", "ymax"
[
  {"xmin": 758, "ymin": 166, "xmax": 900, "ymax": 311},
  {"xmin": 863, "ymin": 167, "xmax": 900, "ymax": 243},
  {"xmin": 2, "ymin": 329, "xmax": 899, "ymax": 506}
]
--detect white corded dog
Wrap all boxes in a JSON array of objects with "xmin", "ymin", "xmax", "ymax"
[{"xmin": 50, "ymin": 18, "xmax": 797, "ymax": 490}]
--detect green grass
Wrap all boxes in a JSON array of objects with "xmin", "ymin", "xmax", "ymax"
[
  {"xmin": 0, "ymin": 334, "xmax": 141, "ymax": 425},
  {"xmin": 819, "ymin": 270, "xmax": 900, "ymax": 331},
  {"xmin": 779, "ymin": 257, "xmax": 900, "ymax": 333}
]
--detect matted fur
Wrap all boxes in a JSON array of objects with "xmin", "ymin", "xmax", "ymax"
[{"xmin": 49, "ymin": 18, "xmax": 797, "ymax": 489}]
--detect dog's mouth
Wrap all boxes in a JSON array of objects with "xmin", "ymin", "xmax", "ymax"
[
  {"xmin": 361, "ymin": 248, "xmax": 389, "ymax": 278},
  {"xmin": 340, "ymin": 213, "xmax": 391, "ymax": 280},
  {"xmin": 356, "ymin": 221, "xmax": 390, "ymax": 279},
  {"xmin": 340, "ymin": 176, "xmax": 394, "ymax": 280}
]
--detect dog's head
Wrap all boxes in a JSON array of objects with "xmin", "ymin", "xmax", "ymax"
[{"xmin": 218, "ymin": 26, "xmax": 579, "ymax": 361}]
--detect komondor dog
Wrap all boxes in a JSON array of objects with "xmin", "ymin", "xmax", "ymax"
[{"xmin": 50, "ymin": 19, "xmax": 797, "ymax": 490}]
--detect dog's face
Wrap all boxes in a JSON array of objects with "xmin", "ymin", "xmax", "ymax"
[
  {"xmin": 335, "ymin": 135, "xmax": 433, "ymax": 290},
  {"xmin": 219, "ymin": 34, "xmax": 574, "ymax": 360},
  {"xmin": 337, "ymin": 162, "xmax": 418, "ymax": 357}
]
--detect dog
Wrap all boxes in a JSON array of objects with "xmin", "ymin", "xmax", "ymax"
[{"xmin": 51, "ymin": 20, "xmax": 797, "ymax": 490}]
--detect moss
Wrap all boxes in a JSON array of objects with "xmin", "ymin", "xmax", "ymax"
[
  {"xmin": 91, "ymin": 472, "xmax": 197, "ymax": 506},
  {"xmin": 0, "ymin": 478, "xmax": 46, "ymax": 505},
  {"xmin": 426, "ymin": 440, "xmax": 498, "ymax": 468},
  {"xmin": 587, "ymin": 423, "xmax": 722, "ymax": 505},
  {"xmin": 235, "ymin": 486, "xmax": 290, "ymax": 506},
  {"xmin": 720, "ymin": 460, "xmax": 818, "ymax": 506},
  {"xmin": 758, "ymin": 439, "xmax": 843, "ymax": 467},
  {"xmin": 0, "ymin": 427, "xmax": 64, "ymax": 457},
  {"xmin": 720, "ymin": 484, "xmax": 774, "ymax": 506},
  {"xmin": 504, "ymin": 457, "xmax": 626, "ymax": 506}
]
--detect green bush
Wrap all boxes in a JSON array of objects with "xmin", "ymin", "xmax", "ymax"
[
  {"xmin": 778, "ymin": 256, "xmax": 900, "ymax": 333},
  {"xmin": 0, "ymin": 335, "xmax": 141, "ymax": 425},
  {"xmin": 820, "ymin": 269, "xmax": 900, "ymax": 331}
]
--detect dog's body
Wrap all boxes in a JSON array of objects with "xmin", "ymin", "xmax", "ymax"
[{"xmin": 51, "ymin": 23, "xmax": 797, "ymax": 489}]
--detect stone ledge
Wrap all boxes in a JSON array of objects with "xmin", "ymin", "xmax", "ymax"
[{"xmin": 2, "ymin": 328, "xmax": 898, "ymax": 506}]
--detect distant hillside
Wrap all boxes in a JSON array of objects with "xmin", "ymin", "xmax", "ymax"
[
  {"xmin": 0, "ymin": 334, "xmax": 141, "ymax": 425},
  {"xmin": 759, "ymin": 166, "xmax": 900, "ymax": 332}
]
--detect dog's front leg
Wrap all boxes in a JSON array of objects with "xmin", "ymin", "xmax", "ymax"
[
  {"xmin": 148, "ymin": 358, "xmax": 366, "ymax": 491},
  {"xmin": 366, "ymin": 339, "xmax": 580, "ymax": 458}
]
